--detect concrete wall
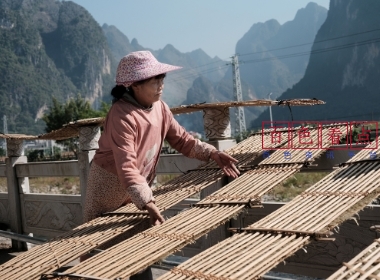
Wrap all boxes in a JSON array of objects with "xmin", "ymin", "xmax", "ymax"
[{"xmin": 0, "ymin": 153, "xmax": 207, "ymax": 240}]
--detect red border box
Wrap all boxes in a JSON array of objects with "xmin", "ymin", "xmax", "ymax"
[
  {"xmin": 348, "ymin": 121, "xmax": 378, "ymax": 150},
  {"xmin": 261, "ymin": 121, "xmax": 291, "ymax": 150},
  {"xmin": 290, "ymin": 121, "xmax": 321, "ymax": 150},
  {"xmin": 319, "ymin": 121, "xmax": 350, "ymax": 150}
]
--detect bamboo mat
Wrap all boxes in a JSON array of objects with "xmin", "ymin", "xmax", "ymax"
[
  {"xmin": 324, "ymin": 143, "xmax": 380, "ymax": 280},
  {"xmin": 0, "ymin": 130, "xmax": 289, "ymax": 280},
  {"xmin": 159, "ymin": 232, "xmax": 310, "ymax": 280},
  {"xmin": 327, "ymin": 238, "xmax": 380, "ymax": 280},
  {"xmin": 0, "ymin": 118, "xmax": 105, "ymax": 140},
  {"xmin": 39, "ymin": 118, "xmax": 105, "ymax": 140},
  {"xmin": 115, "ymin": 169, "xmax": 224, "ymax": 213},
  {"xmin": 50, "ymin": 166, "xmax": 304, "ymax": 280},
  {"xmin": 0, "ymin": 133, "xmax": 36, "ymax": 140},
  {"xmin": 250, "ymin": 162, "xmax": 380, "ymax": 233},
  {"xmin": 156, "ymin": 140, "xmax": 380, "ymax": 280},
  {"xmin": 0, "ymin": 168, "xmax": 224, "ymax": 280},
  {"xmin": 35, "ymin": 125, "xmax": 345, "ymax": 279},
  {"xmin": 51, "ymin": 123, "xmax": 345, "ymax": 280},
  {"xmin": 0, "ymin": 98, "xmax": 324, "ymax": 141},
  {"xmin": 170, "ymin": 98, "xmax": 325, "ymax": 115},
  {"xmin": 200, "ymin": 164, "xmax": 302, "ymax": 205},
  {"xmin": 0, "ymin": 125, "xmax": 346, "ymax": 279},
  {"xmin": 0, "ymin": 214, "xmax": 147, "ymax": 280},
  {"xmin": 60, "ymin": 205, "xmax": 245, "ymax": 279},
  {"xmin": 346, "ymin": 139, "xmax": 380, "ymax": 162}
]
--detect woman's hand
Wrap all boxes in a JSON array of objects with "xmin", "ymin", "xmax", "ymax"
[
  {"xmin": 210, "ymin": 150, "xmax": 240, "ymax": 178},
  {"xmin": 144, "ymin": 201, "xmax": 165, "ymax": 226}
]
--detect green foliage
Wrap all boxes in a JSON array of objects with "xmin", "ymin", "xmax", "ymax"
[
  {"xmin": 52, "ymin": 146, "xmax": 62, "ymax": 160},
  {"xmin": 42, "ymin": 95, "xmax": 109, "ymax": 156},
  {"xmin": 27, "ymin": 150, "xmax": 44, "ymax": 162},
  {"xmin": 43, "ymin": 95, "xmax": 102, "ymax": 132},
  {"xmin": 268, "ymin": 172, "xmax": 329, "ymax": 202},
  {"xmin": 43, "ymin": 1, "xmax": 113, "ymax": 89},
  {"xmin": 0, "ymin": 1, "xmax": 115, "ymax": 135},
  {"xmin": 0, "ymin": 5, "xmax": 76, "ymax": 134},
  {"xmin": 234, "ymin": 130, "xmax": 253, "ymax": 143},
  {"xmin": 98, "ymin": 101, "xmax": 111, "ymax": 117}
]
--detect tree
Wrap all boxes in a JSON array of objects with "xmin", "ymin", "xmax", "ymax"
[
  {"xmin": 42, "ymin": 95, "xmax": 109, "ymax": 157},
  {"xmin": 234, "ymin": 130, "xmax": 253, "ymax": 143}
]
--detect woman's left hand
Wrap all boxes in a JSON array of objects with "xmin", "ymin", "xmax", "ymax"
[{"xmin": 210, "ymin": 150, "xmax": 240, "ymax": 178}]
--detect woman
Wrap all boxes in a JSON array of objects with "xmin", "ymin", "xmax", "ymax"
[{"xmin": 84, "ymin": 50, "xmax": 239, "ymax": 229}]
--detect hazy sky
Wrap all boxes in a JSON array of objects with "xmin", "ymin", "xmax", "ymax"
[{"xmin": 69, "ymin": 0, "xmax": 330, "ymax": 60}]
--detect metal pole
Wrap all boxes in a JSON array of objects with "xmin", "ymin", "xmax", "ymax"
[
  {"xmin": 0, "ymin": 229, "xmax": 46, "ymax": 245},
  {"xmin": 268, "ymin": 92, "xmax": 273, "ymax": 125},
  {"xmin": 3, "ymin": 115, "xmax": 7, "ymax": 156},
  {"xmin": 231, "ymin": 55, "xmax": 246, "ymax": 135}
]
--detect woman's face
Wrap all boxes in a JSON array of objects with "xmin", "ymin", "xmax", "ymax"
[{"xmin": 132, "ymin": 76, "xmax": 165, "ymax": 108}]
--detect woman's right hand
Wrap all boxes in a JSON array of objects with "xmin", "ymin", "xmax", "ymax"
[{"xmin": 144, "ymin": 201, "xmax": 165, "ymax": 226}]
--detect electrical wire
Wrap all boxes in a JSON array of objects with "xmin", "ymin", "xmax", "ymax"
[
  {"xmin": 170, "ymin": 36, "xmax": 380, "ymax": 80},
  {"xmin": 238, "ymin": 27, "xmax": 380, "ymax": 57},
  {"xmin": 171, "ymin": 27, "xmax": 380, "ymax": 76},
  {"xmin": 242, "ymin": 37, "xmax": 380, "ymax": 65},
  {"xmin": 168, "ymin": 64, "xmax": 230, "ymax": 82},
  {"xmin": 171, "ymin": 28, "xmax": 380, "ymax": 79}
]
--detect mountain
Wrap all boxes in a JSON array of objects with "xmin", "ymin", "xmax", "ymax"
[
  {"xmin": 175, "ymin": 76, "xmax": 255, "ymax": 136},
  {"xmin": 0, "ymin": 0, "xmax": 329, "ymax": 135},
  {"xmin": 156, "ymin": 44, "xmax": 227, "ymax": 106},
  {"xmin": 102, "ymin": 25, "xmax": 228, "ymax": 107},
  {"xmin": 175, "ymin": 76, "xmax": 225, "ymax": 133},
  {"xmin": 251, "ymin": 0, "xmax": 380, "ymax": 129},
  {"xmin": 0, "ymin": 0, "xmax": 114, "ymax": 134},
  {"xmin": 102, "ymin": 24, "xmax": 146, "ymax": 62},
  {"xmin": 180, "ymin": 2, "xmax": 327, "ymax": 134},
  {"xmin": 0, "ymin": 0, "xmax": 227, "ymax": 134},
  {"xmin": 236, "ymin": 2, "xmax": 327, "ymax": 101}
]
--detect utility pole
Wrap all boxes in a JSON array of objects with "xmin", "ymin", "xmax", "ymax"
[
  {"xmin": 3, "ymin": 115, "xmax": 7, "ymax": 155},
  {"xmin": 231, "ymin": 55, "xmax": 246, "ymax": 135},
  {"xmin": 267, "ymin": 92, "xmax": 273, "ymax": 125}
]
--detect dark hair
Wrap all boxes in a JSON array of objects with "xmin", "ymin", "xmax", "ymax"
[
  {"xmin": 111, "ymin": 73, "xmax": 166, "ymax": 101},
  {"xmin": 110, "ymin": 85, "xmax": 128, "ymax": 99}
]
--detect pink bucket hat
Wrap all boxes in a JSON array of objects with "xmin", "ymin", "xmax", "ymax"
[{"xmin": 116, "ymin": 51, "xmax": 182, "ymax": 87}]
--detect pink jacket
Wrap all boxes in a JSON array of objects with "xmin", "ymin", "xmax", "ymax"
[{"xmin": 93, "ymin": 98, "xmax": 216, "ymax": 209}]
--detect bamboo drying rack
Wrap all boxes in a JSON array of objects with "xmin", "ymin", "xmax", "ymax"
[
  {"xmin": 38, "ymin": 126, "xmax": 353, "ymax": 280},
  {"xmin": 328, "ymin": 237, "xmax": 380, "ymax": 279},
  {"xmin": 0, "ymin": 128, "xmax": 290, "ymax": 279},
  {"xmin": 157, "ymin": 141, "xmax": 380, "ymax": 280}
]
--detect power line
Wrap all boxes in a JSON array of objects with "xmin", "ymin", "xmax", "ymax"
[
  {"xmin": 169, "ymin": 60, "xmax": 228, "ymax": 75},
  {"xmin": 170, "ymin": 28, "xmax": 380, "ymax": 80},
  {"xmin": 238, "ymin": 27, "xmax": 380, "ymax": 57},
  {"xmin": 241, "ymin": 37, "xmax": 380, "ymax": 65},
  {"xmin": 169, "ymin": 64, "xmax": 229, "ymax": 82},
  {"xmin": 170, "ymin": 30, "xmax": 380, "ymax": 80}
]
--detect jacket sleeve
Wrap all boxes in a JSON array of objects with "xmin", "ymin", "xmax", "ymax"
[
  {"xmin": 164, "ymin": 105, "xmax": 216, "ymax": 161},
  {"xmin": 107, "ymin": 106, "xmax": 154, "ymax": 210}
]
